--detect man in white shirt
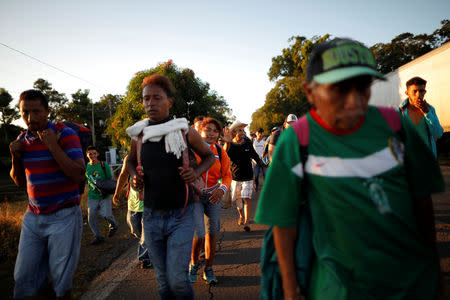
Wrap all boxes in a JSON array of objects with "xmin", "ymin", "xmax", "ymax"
[{"xmin": 253, "ymin": 128, "xmax": 266, "ymax": 191}]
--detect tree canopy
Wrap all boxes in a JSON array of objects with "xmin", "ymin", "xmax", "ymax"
[
  {"xmin": 250, "ymin": 35, "xmax": 329, "ymax": 132},
  {"xmin": 0, "ymin": 88, "xmax": 20, "ymax": 142},
  {"xmin": 371, "ymin": 19, "xmax": 450, "ymax": 74},
  {"xmin": 106, "ymin": 60, "xmax": 231, "ymax": 150},
  {"xmin": 251, "ymin": 20, "xmax": 449, "ymax": 132}
]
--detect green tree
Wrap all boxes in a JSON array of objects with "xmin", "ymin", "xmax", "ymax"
[
  {"xmin": 33, "ymin": 79, "xmax": 68, "ymax": 121},
  {"xmin": 371, "ymin": 19, "xmax": 450, "ymax": 74},
  {"xmin": 0, "ymin": 88, "xmax": 20, "ymax": 142},
  {"xmin": 250, "ymin": 35, "xmax": 329, "ymax": 132},
  {"xmin": 106, "ymin": 60, "xmax": 231, "ymax": 151}
]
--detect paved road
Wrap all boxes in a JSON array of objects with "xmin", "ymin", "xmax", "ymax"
[
  {"xmin": 82, "ymin": 189, "xmax": 267, "ymax": 300},
  {"xmin": 82, "ymin": 166, "xmax": 450, "ymax": 300}
]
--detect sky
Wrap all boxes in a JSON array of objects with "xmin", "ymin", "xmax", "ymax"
[{"xmin": 1, "ymin": 0, "xmax": 449, "ymax": 128}]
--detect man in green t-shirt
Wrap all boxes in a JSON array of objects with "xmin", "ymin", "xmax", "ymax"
[
  {"xmin": 86, "ymin": 146, "xmax": 119, "ymax": 245},
  {"xmin": 255, "ymin": 38, "xmax": 445, "ymax": 300}
]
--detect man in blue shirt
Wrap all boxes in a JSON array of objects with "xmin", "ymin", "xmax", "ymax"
[{"xmin": 399, "ymin": 76, "xmax": 443, "ymax": 157}]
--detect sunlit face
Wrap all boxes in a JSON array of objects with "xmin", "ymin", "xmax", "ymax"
[
  {"xmin": 194, "ymin": 121, "xmax": 202, "ymax": 131},
  {"xmin": 142, "ymin": 84, "xmax": 173, "ymax": 122},
  {"xmin": 304, "ymin": 76, "xmax": 372, "ymax": 131},
  {"xmin": 200, "ymin": 123, "xmax": 220, "ymax": 144},
  {"xmin": 87, "ymin": 150, "xmax": 99, "ymax": 164},
  {"xmin": 19, "ymin": 99, "xmax": 50, "ymax": 133},
  {"xmin": 256, "ymin": 131, "xmax": 264, "ymax": 140},
  {"xmin": 234, "ymin": 127, "xmax": 246, "ymax": 141},
  {"xmin": 405, "ymin": 84, "xmax": 426, "ymax": 108}
]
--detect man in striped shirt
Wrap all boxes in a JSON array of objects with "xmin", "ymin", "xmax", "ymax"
[{"xmin": 10, "ymin": 90, "xmax": 85, "ymax": 299}]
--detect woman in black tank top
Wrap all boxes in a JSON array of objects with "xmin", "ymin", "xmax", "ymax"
[{"xmin": 126, "ymin": 74, "xmax": 214, "ymax": 299}]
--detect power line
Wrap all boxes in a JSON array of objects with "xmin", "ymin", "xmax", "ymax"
[{"xmin": 0, "ymin": 42, "xmax": 106, "ymax": 90}]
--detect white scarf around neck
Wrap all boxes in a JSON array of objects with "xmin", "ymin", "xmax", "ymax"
[{"xmin": 126, "ymin": 118, "xmax": 189, "ymax": 159}]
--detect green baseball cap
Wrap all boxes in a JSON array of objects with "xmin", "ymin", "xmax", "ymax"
[{"xmin": 306, "ymin": 38, "xmax": 385, "ymax": 84}]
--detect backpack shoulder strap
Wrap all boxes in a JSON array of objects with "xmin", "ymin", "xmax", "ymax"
[
  {"xmin": 215, "ymin": 143, "xmax": 222, "ymax": 163},
  {"xmin": 292, "ymin": 116, "xmax": 310, "ymax": 167},
  {"xmin": 292, "ymin": 116, "xmax": 310, "ymax": 147},
  {"xmin": 376, "ymin": 106, "xmax": 401, "ymax": 132},
  {"xmin": 54, "ymin": 121, "xmax": 66, "ymax": 132},
  {"xmin": 100, "ymin": 161, "xmax": 107, "ymax": 176}
]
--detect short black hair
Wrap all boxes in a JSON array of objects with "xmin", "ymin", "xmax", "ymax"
[
  {"xmin": 406, "ymin": 76, "xmax": 427, "ymax": 88},
  {"xmin": 19, "ymin": 89, "xmax": 49, "ymax": 109},
  {"xmin": 86, "ymin": 145, "xmax": 98, "ymax": 153},
  {"xmin": 257, "ymin": 128, "xmax": 264, "ymax": 133}
]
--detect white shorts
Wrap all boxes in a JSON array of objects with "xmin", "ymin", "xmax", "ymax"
[{"xmin": 230, "ymin": 180, "xmax": 253, "ymax": 209}]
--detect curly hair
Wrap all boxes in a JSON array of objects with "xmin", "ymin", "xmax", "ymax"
[
  {"xmin": 141, "ymin": 74, "xmax": 175, "ymax": 98},
  {"xmin": 199, "ymin": 117, "xmax": 222, "ymax": 132}
]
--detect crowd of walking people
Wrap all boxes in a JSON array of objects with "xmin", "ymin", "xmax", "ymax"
[{"xmin": 9, "ymin": 37, "xmax": 446, "ymax": 300}]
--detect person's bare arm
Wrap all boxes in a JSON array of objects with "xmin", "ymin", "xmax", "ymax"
[
  {"xmin": 38, "ymin": 129, "xmax": 85, "ymax": 184},
  {"xmin": 127, "ymin": 139, "xmax": 144, "ymax": 191},
  {"xmin": 273, "ymin": 226, "xmax": 305, "ymax": 300},
  {"xmin": 222, "ymin": 127, "xmax": 233, "ymax": 152},
  {"xmin": 9, "ymin": 139, "xmax": 26, "ymax": 187},
  {"xmin": 112, "ymin": 156, "xmax": 129, "ymax": 206},
  {"xmin": 268, "ymin": 144, "xmax": 276, "ymax": 163},
  {"xmin": 179, "ymin": 127, "xmax": 214, "ymax": 183}
]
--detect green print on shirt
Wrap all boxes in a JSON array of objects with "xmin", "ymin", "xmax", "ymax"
[
  {"xmin": 364, "ymin": 177, "xmax": 392, "ymax": 214},
  {"xmin": 322, "ymin": 44, "xmax": 376, "ymax": 70}
]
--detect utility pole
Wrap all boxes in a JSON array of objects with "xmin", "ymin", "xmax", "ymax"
[{"xmin": 91, "ymin": 100, "xmax": 96, "ymax": 146}]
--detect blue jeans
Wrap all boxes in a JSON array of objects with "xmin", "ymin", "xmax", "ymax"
[
  {"xmin": 193, "ymin": 193, "xmax": 222, "ymax": 238},
  {"xmin": 143, "ymin": 205, "xmax": 195, "ymax": 300},
  {"xmin": 253, "ymin": 164, "xmax": 266, "ymax": 189},
  {"xmin": 14, "ymin": 206, "xmax": 82, "ymax": 298},
  {"xmin": 127, "ymin": 210, "xmax": 150, "ymax": 263},
  {"xmin": 88, "ymin": 196, "xmax": 118, "ymax": 239}
]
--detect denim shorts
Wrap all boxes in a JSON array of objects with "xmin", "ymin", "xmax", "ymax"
[{"xmin": 193, "ymin": 193, "xmax": 222, "ymax": 238}]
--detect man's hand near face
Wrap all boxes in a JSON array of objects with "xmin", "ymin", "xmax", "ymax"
[
  {"xmin": 10, "ymin": 139, "xmax": 25, "ymax": 159},
  {"xmin": 416, "ymin": 99, "xmax": 429, "ymax": 114},
  {"xmin": 37, "ymin": 129, "xmax": 61, "ymax": 149}
]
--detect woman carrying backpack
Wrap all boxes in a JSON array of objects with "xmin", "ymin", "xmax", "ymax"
[
  {"xmin": 188, "ymin": 117, "xmax": 232, "ymax": 284},
  {"xmin": 126, "ymin": 74, "xmax": 215, "ymax": 300}
]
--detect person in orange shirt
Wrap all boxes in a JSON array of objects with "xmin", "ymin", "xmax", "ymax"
[{"xmin": 189, "ymin": 117, "xmax": 232, "ymax": 284}]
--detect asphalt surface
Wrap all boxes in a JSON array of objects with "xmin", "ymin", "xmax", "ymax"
[
  {"xmin": 81, "ymin": 187, "xmax": 267, "ymax": 300},
  {"xmin": 81, "ymin": 166, "xmax": 450, "ymax": 300}
]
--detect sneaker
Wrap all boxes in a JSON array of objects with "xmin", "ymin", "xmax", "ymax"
[
  {"xmin": 189, "ymin": 263, "xmax": 199, "ymax": 283},
  {"xmin": 108, "ymin": 226, "xmax": 118, "ymax": 237},
  {"xmin": 90, "ymin": 237, "xmax": 105, "ymax": 245},
  {"xmin": 140, "ymin": 260, "xmax": 153, "ymax": 269},
  {"xmin": 203, "ymin": 267, "xmax": 218, "ymax": 284}
]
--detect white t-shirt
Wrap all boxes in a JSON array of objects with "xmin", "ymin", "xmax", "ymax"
[{"xmin": 253, "ymin": 138, "xmax": 266, "ymax": 158}]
